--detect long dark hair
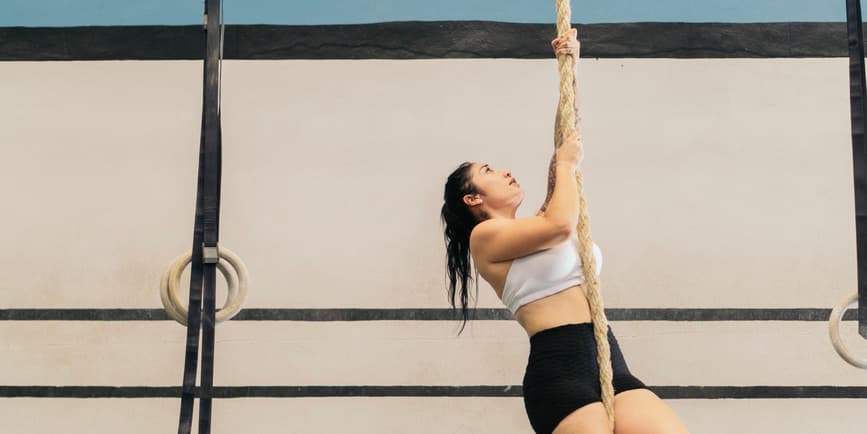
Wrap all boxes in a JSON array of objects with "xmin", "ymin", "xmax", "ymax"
[{"xmin": 441, "ymin": 162, "xmax": 485, "ymax": 334}]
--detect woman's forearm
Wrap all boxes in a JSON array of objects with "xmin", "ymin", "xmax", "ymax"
[
  {"xmin": 541, "ymin": 75, "xmax": 578, "ymax": 214},
  {"xmin": 539, "ymin": 153, "xmax": 558, "ymax": 214},
  {"xmin": 541, "ymin": 31, "xmax": 581, "ymax": 214},
  {"xmin": 544, "ymin": 164, "xmax": 580, "ymax": 229}
]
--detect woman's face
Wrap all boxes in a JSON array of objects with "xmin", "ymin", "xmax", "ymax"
[{"xmin": 465, "ymin": 162, "xmax": 523, "ymax": 212}]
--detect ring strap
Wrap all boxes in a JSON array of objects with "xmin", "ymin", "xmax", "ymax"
[
  {"xmin": 178, "ymin": 0, "xmax": 223, "ymax": 432},
  {"xmin": 845, "ymin": 0, "xmax": 867, "ymax": 339}
]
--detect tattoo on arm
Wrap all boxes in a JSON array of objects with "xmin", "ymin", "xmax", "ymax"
[
  {"xmin": 554, "ymin": 103, "xmax": 565, "ymax": 149},
  {"xmin": 539, "ymin": 153, "xmax": 557, "ymax": 214},
  {"xmin": 540, "ymin": 107, "xmax": 563, "ymax": 214}
]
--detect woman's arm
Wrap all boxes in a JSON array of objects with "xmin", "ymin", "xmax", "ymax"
[
  {"xmin": 539, "ymin": 30, "xmax": 580, "ymax": 216},
  {"xmin": 537, "ymin": 153, "xmax": 558, "ymax": 216},
  {"xmin": 474, "ymin": 137, "xmax": 582, "ymax": 263}
]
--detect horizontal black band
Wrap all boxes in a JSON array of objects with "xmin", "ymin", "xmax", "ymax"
[
  {"xmin": 1, "ymin": 385, "xmax": 864, "ymax": 399},
  {"xmin": 0, "ymin": 22, "xmax": 859, "ymax": 61},
  {"xmin": 0, "ymin": 308, "xmax": 856, "ymax": 321}
]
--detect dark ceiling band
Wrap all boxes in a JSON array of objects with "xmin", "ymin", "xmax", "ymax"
[
  {"xmin": 845, "ymin": 0, "xmax": 867, "ymax": 339},
  {"xmin": 0, "ymin": 22, "xmax": 859, "ymax": 61},
  {"xmin": 178, "ymin": 0, "xmax": 224, "ymax": 433}
]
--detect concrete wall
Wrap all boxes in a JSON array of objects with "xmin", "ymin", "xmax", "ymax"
[{"xmin": 1, "ymin": 58, "xmax": 865, "ymax": 433}]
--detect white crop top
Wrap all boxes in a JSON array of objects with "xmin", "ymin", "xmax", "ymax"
[{"xmin": 500, "ymin": 234, "xmax": 603, "ymax": 314}]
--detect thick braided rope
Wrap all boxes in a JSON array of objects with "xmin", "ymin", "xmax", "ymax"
[{"xmin": 555, "ymin": 0, "xmax": 616, "ymax": 430}]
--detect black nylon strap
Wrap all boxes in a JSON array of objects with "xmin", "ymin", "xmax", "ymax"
[
  {"xmin": 177, "ymin": 99, "xmax": 206, "ymax": 434},
  {"xmin": 845, "ymin": 0, "xmax": 867, "ymax": 339},
  {"xmin": 197, "ymin": 0, "xmax": 223, "ymax": 431},
  {"xmin": 178, "ymin": 0, "xmax": 223, "ymax": 433}
]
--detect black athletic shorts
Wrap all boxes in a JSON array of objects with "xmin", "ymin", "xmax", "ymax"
[{"xmin": 522, "ymin": 322, "xmax": 648, "ymax": 434}]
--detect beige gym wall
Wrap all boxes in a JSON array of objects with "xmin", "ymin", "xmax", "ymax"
[{"xmin": 0, "ymin": 58, "xmax": 864, "ymax": 433}]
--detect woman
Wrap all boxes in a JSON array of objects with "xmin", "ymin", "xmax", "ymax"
[{"xmin": 440, "ymin": 31, "xmax": 690, "ymax": 434}]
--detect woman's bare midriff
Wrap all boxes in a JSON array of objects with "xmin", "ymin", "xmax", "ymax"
[
  {"xmin": 476, "ymin": 256, "xmax": 595, "ymax": 338},
  {"xmin": 513, "ymin": 284, "xmax": 593, "ymax": 338}
]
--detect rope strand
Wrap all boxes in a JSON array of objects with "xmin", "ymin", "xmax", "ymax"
[{"xmin": 554, "ymin": 0, "xmax": 615, "ymax": 429}]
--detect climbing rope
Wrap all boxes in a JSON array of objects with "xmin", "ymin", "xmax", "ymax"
[{"xmin": 554, "ymin": 0, "xmax": 616, "ymax": 429}]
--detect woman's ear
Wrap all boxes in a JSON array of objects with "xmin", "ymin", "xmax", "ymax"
[{"xmin": 462, "ymin": 193, "xmax": 481, "ymax": 208}]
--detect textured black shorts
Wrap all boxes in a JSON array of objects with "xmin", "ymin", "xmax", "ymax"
[{"xmin": 522, "ymin": 322, "xmax": 648, "ymax": 434}]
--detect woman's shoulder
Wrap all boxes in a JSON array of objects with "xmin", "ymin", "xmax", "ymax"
[
  {"xmin": 469, "ymin": 219, "xmax": 509, "ymax": 254},
  {"xmin": 470, "ymin": 218, "xmax": 510, "ymax": 242}
]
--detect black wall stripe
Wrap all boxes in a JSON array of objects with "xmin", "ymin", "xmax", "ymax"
[
  {"xmin": 1, "ymin": 385, "xmax": 864, "ymax": 399},
  {"xmin": 0, "ymin": 22, "xmax": 863, "ymax": 61},
  {"xmin": 0, "ymin": 308, "xmax": 857, "ymax": 321}
]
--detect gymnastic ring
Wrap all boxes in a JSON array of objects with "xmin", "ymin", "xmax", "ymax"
[
  {"xmin": 159, "ymin": 254, "xmax": 238, "ymax": 325},
  {"xmin": 159, "ymin": 247, "xmax": 249, "ymax": 325},
  {"xmin": 828, "ymin": 291, "xmax": 867, "ymax": 369},
  {"xmin": 159, "ymin": 246, "xmax": 250, "ymax": 326}
]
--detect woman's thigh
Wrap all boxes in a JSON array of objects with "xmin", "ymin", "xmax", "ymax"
[
  {"xmin": 552, "ymin": 401, "xmax": 613, "ymax": 434},
  {"xmin": 613, "ymin": 389, "xmax": 690, "ymax": 434}
]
